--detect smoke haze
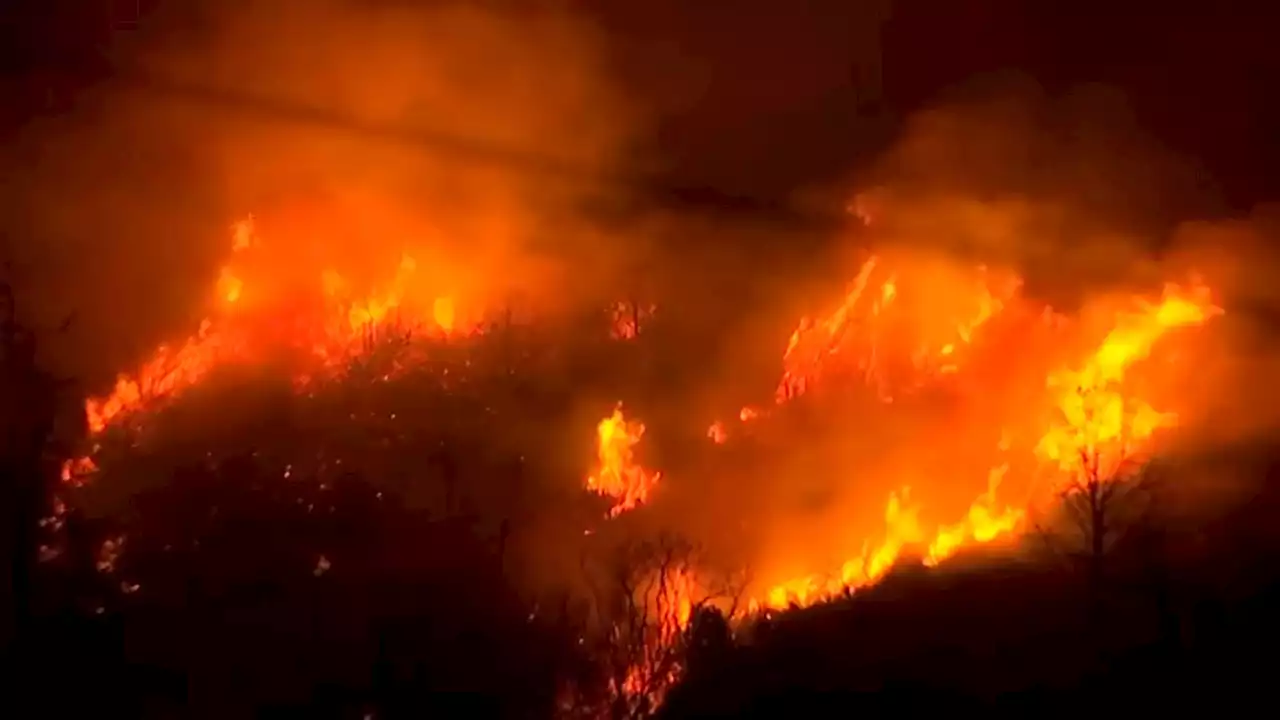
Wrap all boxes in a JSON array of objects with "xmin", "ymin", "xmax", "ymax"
[{"xmin": 4, "ymin": 0, "xmax": 643, "ymax": 386}]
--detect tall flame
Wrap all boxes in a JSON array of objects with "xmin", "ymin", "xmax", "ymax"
[
  {"xmin": 695, "ymin": 257, "xmax": 1221, "ymax": 614},
  {"xmin": 586, "ymin": 404, "xmax": 662, "ymax": 517},
  {"xmin": 1034, "ymin": 281, "xmax": 1221, "ymax": 486},
  {"xmin": 81, "ymin": 216, "xmax": 473, "ymax": 438}
]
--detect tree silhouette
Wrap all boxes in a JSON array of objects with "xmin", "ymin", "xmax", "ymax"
[
  {"xmin": 0, "ymin": 282, "xmax": 64, "ymax": 643},
  {"xmin": 1055, "ymin": 444, "xmax": 1157, "ymax": 583},
  {"xmin": 574, "ymin": 533, "xmax": 746, "ymax": 720}
]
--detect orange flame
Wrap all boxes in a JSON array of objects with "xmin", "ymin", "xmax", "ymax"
[
  {"xmin": 586, "ymin": 404, "xmax": 662, "ymax": 517},
  {"xmin": 81, "ymin": 216, "xmax": 474, "ymax": 438},
  {"xmin": 59, "ymin": 456, "xmax": 99, "ymax": 486},
  {"xmin": 729, "ymin": 262, "xmax": 1219, "ymax": 613},
  {"xmin": 710, "ymin": 253, "xmax": 1020, "ymax": 441},
  {"xmin": 618, "ymin": 566, "xmax": 694, "ymax": 710},
  {"xmin": 1035, "ymin": 281, "xmax": 1222, "ymax": 487},
  {"xmin": 775, "ymin": 255, "xmax": 1019, "ymax": 404}
]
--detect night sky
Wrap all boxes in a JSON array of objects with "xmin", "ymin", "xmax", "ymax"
[
  {"xmin": 2, "ymin": 2, "xmax": 1276, "ymax": 207},
  {"xmin": 590, "ymin": 1, "xmax": 1279, "ymax": 211}
]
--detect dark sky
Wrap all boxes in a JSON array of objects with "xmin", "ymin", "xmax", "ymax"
[
  {"xmin": 588, "ymin": 0, "xmax": 1279, "ymax": 211},
  {"xmin": 3, "ymin": 1, "xmax": 1278, "ymax": 210},
  {"xmin": 885, "ymin": 1, "xmax": 1279, "ymax": 211}
]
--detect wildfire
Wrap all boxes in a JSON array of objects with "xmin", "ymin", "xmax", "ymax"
[
  {"xmin": 85, "ymin": 318, "xmax": 234, "ymax": 435},
  {"xmin": 775, "ymin": 254, "xmax": 1020, "ymax": 404},
  {"xmin": 610, "ymin": 301, "xmax": 656, "ymax": 340},
  {"xmin": 706, "ymin": 421, "xmax": 727, "ymax": 444},
  {"xmin": 694, "ymin": 254, "xmax": 1221, "ymax": 614},
  {"xmin": 59, "ymin": 456, "xmax": 99, "ymax": 486},
  {"xmin": 432, "ymin": 297, "xmax": 457, "ymax": 334},
  {"xmin": 617, "ymin": 566, "xmax": 695, "ymax": 713},
  {"xmin": 751, "ymin": 487, "xmax": 924, "ymax": 611},
  {"xmin": 60, "ymin": 196, "xmax": 1229, "ymax": 717},
  {"xmin": 81, "ymin": 216, "xmax": 474, "ymax": 439},
  {"xmin": 926, "ymin": 463, "xmax": 1024, "ymax": 566},
  {"xmin": 586, "ymin": 404, "xmax": 662, "ymax": 517},
  {"xmin": 1034, "ymin": 281, "xmax": 1222, "ymax": 488},
  {"xmin": 707, "ymin": 252, "xmax": 1021, "ymax": 443}
]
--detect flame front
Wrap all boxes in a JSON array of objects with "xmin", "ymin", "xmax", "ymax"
[
  {"xmin": 66, "ymin": 200, "xmax": 1231, "ymax": 718},
  {"xmin": 706, "ymin": 255, "xmax": 1222, "ymax": 613},
  {"xmin": 81, "ymin": 216, "xmax": 473, "ymax": 438}
]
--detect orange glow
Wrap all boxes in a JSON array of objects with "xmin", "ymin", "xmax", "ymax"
[
  {"xmin": 85, "ymin": 318, "xmax": 238, "ymax": 435},
  {"xmin": 706, "ymin": 421, "xmax": 728, "ymax": 444},
  {"xmin": 586, "ymin": 404, "xmax": 662, "ymax": 517},
  {"xmin": 81, "ymin": 216, "xmax": 479, "ymax": 438},
  {"xmin": 69, "ymin": 199, "xmax": 1228, "ymax": 708},
  {"xmin": 432, "ymin": 297, "xmax": 456, "ymax": 335},
  {"xmin": 618, "ymin": 566, "xmax": 695, "ymax": 711},
  {"xmin": 776, "ymin": 254, "xmax": 1020, "ymax": 404},
  {"xmin": 59, "ymin": 456, "xmax": 99, "ymax": 486},
  {"xmin": 1034, "ymin": 281, "xmax": 1221, "ymax": 488},
  {"xmin": 926, "ymin": 463, "xmax": 1024, "ymax": 566},
  {"xmin": 610, "ymin": 301, "xmax": 656, "ymax": 340},
  {"xmin": 686, "ymin": 252, "xmax": 1222, "ymax": 614}
]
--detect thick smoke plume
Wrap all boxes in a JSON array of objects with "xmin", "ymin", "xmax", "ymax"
[
  {"xmin": 3, "ymin": 0, "xmax": 641, "ymax": 386},
  {"xmin": 645, "ymin": 80, "xmax": 1280, "ymax": 597},
  {"xmin": 850, "ymin": 79, "xmax": 1222, "ymax": 299}
]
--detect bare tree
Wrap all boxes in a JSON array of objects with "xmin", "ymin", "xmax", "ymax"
[
  {"xmin": 571, "ymin": 533, "xmax": 746, "ymax": 720},
  {"xmin": 1062, "ymin": 446, "xmax": 1160, "ymax": 576},
  {"xmin": 1032, "ymin": 434, "xmax": 1165, "ymax": 634}
]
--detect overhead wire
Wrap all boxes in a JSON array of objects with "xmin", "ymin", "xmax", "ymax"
[{"xmin": 107, "ymin": 64, "xmax": 848, "ymax": 231}]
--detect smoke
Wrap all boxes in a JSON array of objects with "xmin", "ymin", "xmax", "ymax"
[
  {"xmin": 14, "ymin": 5, "xmax": 1280, "ymax": 601},
  {"xmin": 643, "ymin": 79, "xmax": 1280, "ymax": 595},
  {"xmin": 1155, "ymin": 209, "xmax": 1280, "ymax": 453},
  {"xmin": 847, "ymin": 78, "xmax": 1280, "ymax": 456},
  {"xmin": 3, "ymin": 0, "xmax": 642, "ymax": 385},
  {"xmin": 847, "ymin": 78, "xmax": 1224, "ymax": 303}
]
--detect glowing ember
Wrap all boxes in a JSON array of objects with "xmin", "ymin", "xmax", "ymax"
[
  {"xmin": 706, "ymin": 421, "xmax": 728, "ymax": 444},
  {"xmin": 65, "ymin": 199, "xmax": 1228, "ymax": 718},
  {"xmin": 59, "ymin": 456, "xmax": 99, "ymax": 486},
  {"xmin": 432, "ymin": 297, "xmax": 457, "ymax": 334},
  {"xmin": 707, "ymin": 253, "xmax": 1021, "ymax": 442}
]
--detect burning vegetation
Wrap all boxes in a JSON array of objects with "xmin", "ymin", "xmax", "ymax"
[
  {"xmin": 6, "ymin": 3, "xmax": 1280, "ymax": 718},
  {"xmin": 587, "ymin": 404, "xmax": 662, "ymax": 518},
  {"xmin": 79, "ymin": 215, "xmax": 476, "ymax": 438},
  {"xmin": 40, "ymin": 200, "xmax": 1231, "ymax": 716}
]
